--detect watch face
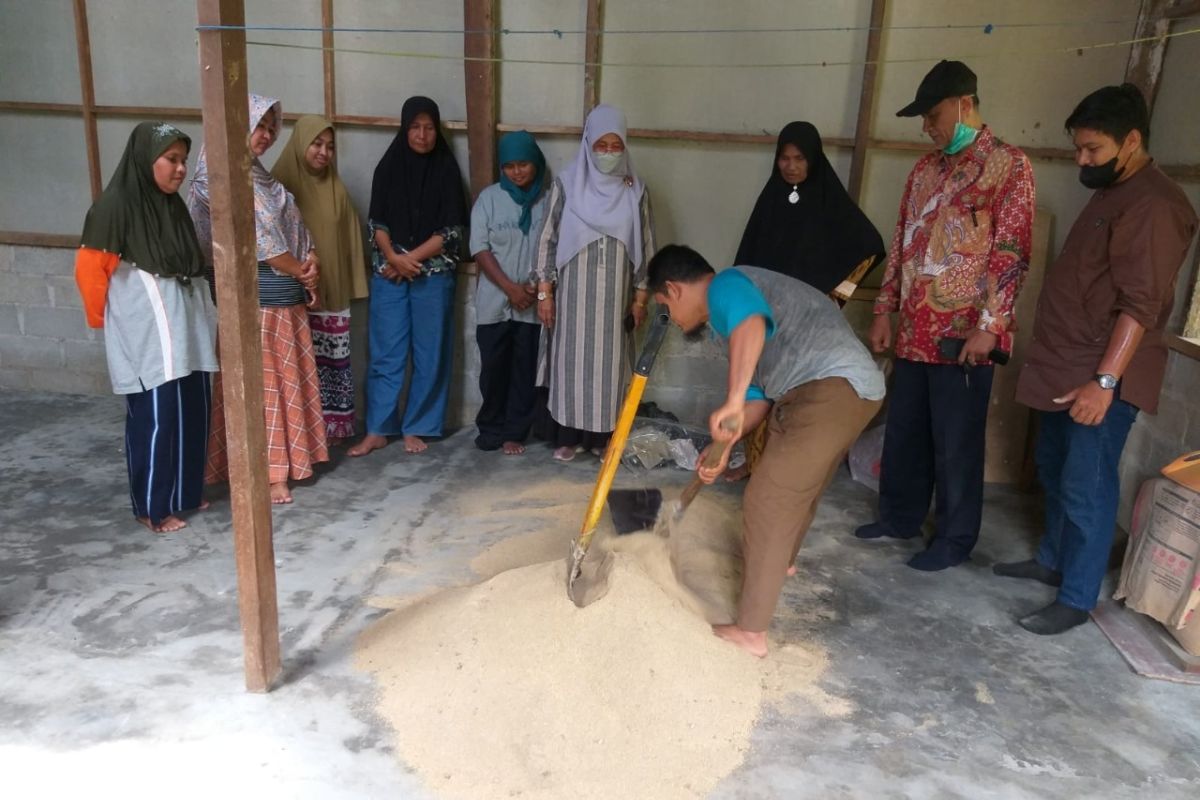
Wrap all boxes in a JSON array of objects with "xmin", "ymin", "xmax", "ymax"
[{"xmin": 1096, "ymin": 374, "xmax": 1117, "ymax": 389}]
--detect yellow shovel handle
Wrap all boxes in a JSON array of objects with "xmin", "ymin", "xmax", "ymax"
[{"xmin": 577, "ymin": 372, "xmax": 649, "ymax": 552}]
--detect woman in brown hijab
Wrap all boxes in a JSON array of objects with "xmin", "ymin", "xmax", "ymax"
[{"xmin": 272, "ymin": 115, "xmax": 370, "ymax": 444}]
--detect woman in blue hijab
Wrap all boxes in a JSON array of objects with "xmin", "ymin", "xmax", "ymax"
[{"xmin": 468, "ymin": 130, "xmax": 548, "ymax": 454}]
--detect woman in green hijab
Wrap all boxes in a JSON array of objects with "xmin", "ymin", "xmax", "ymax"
[
  {"xmin": 271, "ymin": 115, "xmax": 369, "ymax": 444},
  {"xmin": 468, "ymin": 130, "xmax": 548, "ymax": 454},
  {"xmin": 75, "ymin": 121, "xmax": 218, "ymax": 533}
]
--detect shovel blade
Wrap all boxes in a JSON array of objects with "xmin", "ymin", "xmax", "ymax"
[{"xmin": 566, "ymin": 540, "xmax": 615, "ymax": 608}]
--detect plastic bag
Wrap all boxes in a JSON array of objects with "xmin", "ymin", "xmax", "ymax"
[
  {"xmin": 622, "ymin": 426, "xmax": 673, "ymax": 470},
  {"xmin": 848, "ymin": 425, "xmax": 885, "ymax": 492},
  {"xmin": 620, "ymin": 416, "xmax": 744, "ymax": 472}
]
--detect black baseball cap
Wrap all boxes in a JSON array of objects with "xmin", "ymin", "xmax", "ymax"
[{"xmin": 896, "ymin": 60, "xmax": 978, "ymax": 117}]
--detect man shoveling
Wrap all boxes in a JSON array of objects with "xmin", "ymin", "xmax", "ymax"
[{"xmin": 648, "ymin": 245, "xmax": 885, "ymax": 657}]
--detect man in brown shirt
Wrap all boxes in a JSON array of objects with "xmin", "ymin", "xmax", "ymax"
[{"xmin": 996, "ymin": 84, "xmax": 1198, "ymax": 635}]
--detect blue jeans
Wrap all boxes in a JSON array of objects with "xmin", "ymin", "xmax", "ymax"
[
  {"xmin": 364, "ymin": 271, "xmax": 455, "ymax": 437},
  {"xmin": 1034, "ymin": 399, "xmax": 1139, "ymax": 610}
]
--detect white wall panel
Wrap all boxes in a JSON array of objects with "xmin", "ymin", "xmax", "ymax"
[
  {"xmin": 0, "ymin": 114, "xmax": 91, "ymax": 233},
  {"xmin": 0, "ymin": 0, "xmax": 81, "ymax": 104},
  {"xmin": 333, "ymin": 0, "xmax": 466, "ymax": 121}
]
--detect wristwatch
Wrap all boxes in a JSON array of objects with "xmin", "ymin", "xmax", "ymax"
[
  {"xmin": 537, "ymin": 291, "xmax": 551, "ymax": 302},
  {"xmin": 1094, "ymin": 373, "xmax": 1118, "ymax": 390}
]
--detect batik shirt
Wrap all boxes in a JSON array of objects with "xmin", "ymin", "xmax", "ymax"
[{"xmin": 873, "ymin": 127, "xmax": 1035, "ymax": 363}]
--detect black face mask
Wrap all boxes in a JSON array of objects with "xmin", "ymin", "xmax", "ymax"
[{"xmin": 1079, "ymin": 155, "xmax": 1125, "ymax": 189}]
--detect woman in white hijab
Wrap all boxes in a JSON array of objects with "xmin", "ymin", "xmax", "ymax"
[{"xmin": 531, "ymin": 104, "xmax": 657, "ymax": 462}]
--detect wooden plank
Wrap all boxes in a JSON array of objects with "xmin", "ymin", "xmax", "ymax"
[
  {"xmin": 321, "ymin": 0, "xmax": 336, "ymax": 119},
  {"xmin": 1125, "ymin": 0, "xmax": 1173, "ymax": 111},
  {"xmin": 0, "ymin": 231, "xmax": 79, "ymax": 248},
  {"xmin": 72, "ymin": 0, "xmax": 102, "ymax": 199},
  {"xmin": 1167, "ymin": 334, "xmax": 1200, "ymax": 360},
  {"xmin": 0, "ymin": 103, "xmax": 1196, "ymax": 175},
  {"xmin": 1165, "ymin": 0, "xmax": 1200, "ymax": 16},
  {"xmin": 847, "ymin": 0, "xmax": 886, "ymax": 202},
  {"xmin": 582, "ymin": 0, "xmax": 604, "ymax": 117},
  {"xmin": 0, "ymin": 101, "xmax": 83, "ymax": 114},
  {"xmin": 196, "ymin": 0, "xmax": 281, "ymax": 694},
  {"xmin": 463, "ymin": 0, "xmax": 498, "ymax": 200},
  {"xmin": 1092, "ymin": 599, "xmax": 1200, "ymax": 681}
]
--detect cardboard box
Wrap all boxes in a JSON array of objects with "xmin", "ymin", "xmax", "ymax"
[{"xmin": 1114, "ymin": 478, "xmax": 1200, "ymax": 656}]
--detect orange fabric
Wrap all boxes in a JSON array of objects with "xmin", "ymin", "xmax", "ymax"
[{"xmin": 74, "ymin": 247, "xmax": 120, "ymax": 327}]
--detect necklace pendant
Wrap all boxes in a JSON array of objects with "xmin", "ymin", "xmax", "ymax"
[{"xmin": 788, "ymin": 187, "xmax": 800, "ymax": 204}]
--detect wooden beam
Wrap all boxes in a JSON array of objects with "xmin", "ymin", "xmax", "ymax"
[
  {"xmin": 582, "ymin": 0, "xmax": 604, "ymax": 118},
  {"xmin": 72, "ymin": 0, "xmax": 102, "ymax": 199},
  {"xmin": 196, "ymin": 0, "xmax": 281, "ymax": 694},
  {"xmin": 0, "ymin": 101, "xmax": 84, "ymax": 115},
  {"xmin": 0, "ymin": 105, "xmax": 1196, "ymax": 177},
  {"xmin": 847, "ymin": 0, "xmax": 887, "ymax": 202},
  {"xmin": 1182, "ymin": 243, "xmax": 1200, "ymax": 340},
  {"xmin": 463, "ymin": 0, "xmax": 498, "ymax": 200},
  {"xmin": 1165, "ymin": 0, "xmax": 1200, "ymax": 18},
  {"xmin": 321, "ymin": 0, "xmax": 336, "ymax": 119},
  {"xmin": 0, "ymin": 231, "xmax": 79, "ymax": 248},
  {"xmin": 1125, "ymin": 0, "xmax": 1174, "ymax": 111}
]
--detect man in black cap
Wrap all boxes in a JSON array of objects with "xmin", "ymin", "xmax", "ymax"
[{"xmin": 856, "ymin": 61, "xmax": 1036, "ymax": 571}]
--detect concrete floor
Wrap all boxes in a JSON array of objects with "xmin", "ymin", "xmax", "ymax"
[{"xmin": 1, "ymin": 390, "xmax": 1198, "ymax": 800}]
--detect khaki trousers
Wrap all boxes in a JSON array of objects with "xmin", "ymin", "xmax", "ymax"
[{"xmin": 738, "ymin": 378, "xmax": 882, "ymax": 632}]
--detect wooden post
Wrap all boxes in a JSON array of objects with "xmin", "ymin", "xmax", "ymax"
[
  {"xmin": 1124, "ymin": 0, "xmax": 1200, "ymax": 111},
  {"xmin": 196, "ymin": 0, "xmax": 281, "ymax": 694},
  {"xmin": 321, "ymin": 0, "xmax": 336, "ymax": 119},
  {"xmin": 847, "ymin": 0, "xmax": 886, "ymax": 202},
  {"xmin": 72, "ymin": 0, "xmax": 102, "ymax": 199},
  {"xmin": 582, "ymin": 0, "xmax": 604, "ymax": 118},
  {"xmin": 463, "ymin": 0, "xmax": 498, "ymax": 200}
]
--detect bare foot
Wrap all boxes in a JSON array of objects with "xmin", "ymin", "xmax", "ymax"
[
  {"xmin": 348, "ymin": 434, "xmax": 388, "ymax": 457},
  {"xmin": 270, "ymin": 482, "xmax": 293, "ymax": 504},
  {"xmin": 403, "ymin": 435, "xmax": 428, "ymax": 454},
  {"xmin": 138, "ymin": 516, "xmax": 187, "ymax": 534},
  {"xmin": 502, "ymin": 441, "xmax": 525, "ymax": 455},
  {"xmin": 787, "ymin": 565, "xmax": 797, "ymax": 577},
  {"xmin": 198, "ymin": 500, "xmax": 211, "ymax": 511},
  {"xmin": 552, "ymin": 445, "xmax": 577, "ymax": 462},
  {"xmin": 712, "ymin": 624, "xmax": 768, "ymax": 658}
]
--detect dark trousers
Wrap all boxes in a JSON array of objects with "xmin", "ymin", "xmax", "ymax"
[
  {"xmin": 1034, "ymin": 401, "xmax": 1138, "ymax": 610},
  {"xmin": 475, "ymin": 320, "xmax": 540, "ymax": 449},
  {"xmin": 878, "ymin": 358, "xmax": 994, "ymax": 557},
  {"xmin": 125, "ymin": 371, "xmax": 211, "ymax": 525}
]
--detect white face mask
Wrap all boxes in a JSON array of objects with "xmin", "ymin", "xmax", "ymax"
[{"xmin": 593, "ymin": 151, "xmax": 625, "ymax": 175}]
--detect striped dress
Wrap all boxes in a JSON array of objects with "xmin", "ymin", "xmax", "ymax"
[{"xmin": 532, "ymin": 178, "xmax": 656, "ymax": 434}]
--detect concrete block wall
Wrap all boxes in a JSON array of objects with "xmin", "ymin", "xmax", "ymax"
[
  {"xmin": 0, "ymin": 242, "xmax": 487, "ymax": 427},
  {"xmin": 0, "ymin": 244, "xmax": 111, "ymax": 395}
]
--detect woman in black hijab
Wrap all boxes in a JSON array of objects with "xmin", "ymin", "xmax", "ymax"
[
  {"xmin": 350, "ymin": 96, "xmax": 468, "ymax": 457},
  {"xmin": 736, "ymin": 121, "xmax": 884, "ymax": 304}
]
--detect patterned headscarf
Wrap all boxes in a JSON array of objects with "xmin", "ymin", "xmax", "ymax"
[{"xmin": 187, "ymin": 93, "xmax": 312, "ymax": 265}]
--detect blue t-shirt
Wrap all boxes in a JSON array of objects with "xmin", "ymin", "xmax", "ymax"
[
  {"xmin": 705, "ymin": 267, "xmax": 886, "ymax": 404},
  {"xmin": 707, "ymin": 269, "xmax": 776, "ymax": 401}
]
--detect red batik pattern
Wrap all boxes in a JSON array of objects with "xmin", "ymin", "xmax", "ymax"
[{"xmin": 874, "ymin": 127, "xmax": 1036, "ymax": 364}]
